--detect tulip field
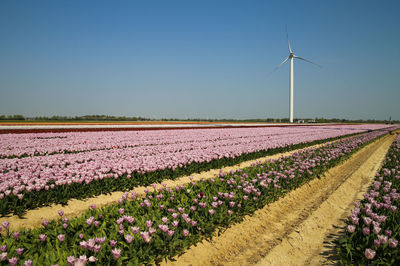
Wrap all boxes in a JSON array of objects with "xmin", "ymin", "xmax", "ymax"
[
  {"xmin": 0, "ymin": 124, "xmax": 398, "ymax": 265},
  {"xmin": 0, "ymin": 124, "xmax": 388, "ymax": 217},
  {"xmin": 336, "ymin": 134, "xmax": 400, "ymax": 264}
]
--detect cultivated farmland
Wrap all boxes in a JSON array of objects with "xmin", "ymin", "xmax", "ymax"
[{"xmin": 0, "ymin": 124, "xmax": 398, "ymax": 265}]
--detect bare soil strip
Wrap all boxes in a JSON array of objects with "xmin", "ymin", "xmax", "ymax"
[
  {"xmin": 161, "ymin": 133, "xmax": 396, "ymax": 266},
  {"xmin": 0, "ymin": 141, "xmax": 332, "ymax": 231}
]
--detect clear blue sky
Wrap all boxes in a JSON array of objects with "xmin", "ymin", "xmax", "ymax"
[{"xmin": 0, "ymin": 0, "xmax": 399, "ymax": 120}]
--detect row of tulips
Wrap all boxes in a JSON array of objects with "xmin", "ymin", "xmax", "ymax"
[
  {"xmin": 0, "ymin": 129, "xmax": 391, "ymax": 265},
  {"xmin": 0, "ymin": 125, "xmax": 396, "ymax": 216},
  {"xmin": 1, "ymin": 126, "xmax": 392, "ymax": 217},
  {"xmin": 336, "ymin": 133, "xmax": 400, "ymax": 265}
]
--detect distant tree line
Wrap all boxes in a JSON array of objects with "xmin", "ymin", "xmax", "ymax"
[
  {"xmin": 0, "ymin": 115, "xmax": 150, "ymax": 121},
  {"xmin": 0, "ymin": 114, "xmax": 398, "ymax": 124},
  {"xmin": 0, "ymin": 115, "xmax": 26, "ymax": 120}
]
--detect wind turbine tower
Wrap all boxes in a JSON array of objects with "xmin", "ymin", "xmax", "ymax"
[{"xmin": 274, "ymin": 27, "xmax": 321, "ymax": 123}]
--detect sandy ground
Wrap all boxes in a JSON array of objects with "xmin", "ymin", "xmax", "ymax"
[
  {"xmin": 0, "ymin": 141, "xmax": 331, "ymax": 232},
  {"xmin": 161, "ymin": 133, "xmax": 396, "ymax": 266}
]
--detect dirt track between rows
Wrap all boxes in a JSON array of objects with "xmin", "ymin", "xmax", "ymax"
[{"xmin": 162, "ymin": 132, "xmax": 397, "ymax": 266}]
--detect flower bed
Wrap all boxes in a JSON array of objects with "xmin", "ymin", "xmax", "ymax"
[
  {"xmin": 0, "ymin": 125, "xmax": 388, "ymax": 158},
  {"xmin": 0, "ymin": 130, "xmax": 389, "ymax": 265},
  {"xmin": 0, "ymin": 125, "xmax": 395, "ymax": 217},
  {"xmin": 336, "ymin": 133, "xmax": 400, "ymax": 265}
]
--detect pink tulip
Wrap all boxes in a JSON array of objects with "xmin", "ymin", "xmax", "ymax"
[
  {"xmin": 362, "ymin": 227, "xmax": 370, "ymax": 235},
  {"xmin": 347, "ymin": 225, "xmax": 356, "ymax": 233},
  {"xmin": 57, "ymin": 234, "xmax": 65, "ymax": 242},
  {"xmin": 124, "ymin": 234, "xmax": 133, "ymax": 244},
  {"xmin": 8, "ymin": 257, "xmax": 18, "ymax": 266},
  {"xmin": 39, "ymin": 234, "xmax": 47, "ymax": 242},
  {"xmin": 365, "ymin": 248, "xmax": 376, "ymax": 260},
  {"xmin": 112, "ymin": 248, "xmax": 121, "ymax": 259},
  {"xmin": 16, "ymin": 248, "xmax": 24, "ymax": 255},
  {"xmin": 0, "ymin": 253, "xmax": 7, "ymax": 261},
  {"xmin": 389, "ymin": 238, "xmax": 398, "ymax": 248},
  {"xmin": 24, "ymin": 260, "xmax": 33, "ymax": 266},
  {"xmin": 1, "ymin": 221, "xmax": 9, "ymax": 229}
]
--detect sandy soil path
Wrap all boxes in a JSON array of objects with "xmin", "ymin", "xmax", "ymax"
[
  {"xmin": 0, "ymin": 141, "xmax": 332, "ymax": 232},
  {"xmin": 161, "ymin": 133, "xmax": 396, "ymax": 266}
]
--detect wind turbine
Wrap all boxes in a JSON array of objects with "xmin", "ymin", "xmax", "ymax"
[{"xmin": 274, "ymin": 27, "xmax": 321, "ymax": 123}]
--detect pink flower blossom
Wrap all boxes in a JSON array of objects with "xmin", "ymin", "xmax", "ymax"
[
  {"xmin": 112, "ymin": 248, "xmax": 121, "ymax": 259},
  {"xmin": 24, "ymin": 260, "xmax": 33, "ymax": 266},
  {"xmin": 80, "ymin": 241, "xmax": 87, "ymax": 249},
  {"xmin": 365, "ymin": 248, "xmax": 376, "ymax": 260},
  {"xmin": 0, "ymin": 253, "xmax": 7, "ymax": 261},
  {"xmin": 39, "ymin": 234, "xmax": 47, "ymax": 242},
  {"xmin": 1, "ymin": 221, "xmax": 9, "ymax": 229},
  {"xmin": 149, "ymin": 227, "xmax": 156, "ymax": 235},
  {"xmin": 86, "ymin": 216, "xmax": 95, "ymax": 225},
  {"xmin": 125, "ymin": 234, "xmax": 133, "ymax": 244},
  {"xmin": 140, "ymin": 231, "xmax": 152, "ymax": 243},
  {"xmin": 93, "ymin": 244, "xmax": 101, "ymax": 253},
  {"xmin": 158, "ymin": 224, "xmax": 169, "ymax": 233},
  {"xmin": 16, "ymin": 248, "xmax": 24, "ymax": 255},
  {"xmin": 145, "ymin": 220, "xmax": 153, "ymax": 228},
  {"xmin": 378, "ymin": 235, "xmax": 388, "ymax": 244},
  {"xmin": 67, "ymin": 256, "xmax": 76, "ymax": 265},
  {"xmin": 57, "ymin": 234, "xmax": 65, "ymax": 242},
  {"xmin": 95, "ymin": 237, "xmax": 106, "ymax": 244},
  {"xmin": 347, "ymin": 225, "xmax": 356, "ymax": 233},
  {"xmin": 172, "ymin": 221, "xmax": 179, "ymax": 227},
  {"xmin": 373, "ymin": 226, "xmax": 381, "ymax": 234},
  {"xmin": 89, "ymin": 256, "xmax": 97, "ymax": 262},
  {"xmin": 362, "ymin": 227, "xmax": 370, "ymax": 235},
  {"xmin": 8, "ymin": 257, "xmax": 18, "ymax": 266},
  {"xmin": 131, "ymin": 226, "xmax": 139, "ymax": 234},
  {"xmin": 389, "ymin": 238, "xmax": 398, "ymax": 248}
]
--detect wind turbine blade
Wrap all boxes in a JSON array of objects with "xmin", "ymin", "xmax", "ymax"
[
  {"xmin": 286, "ymin": 25, "xmax": 293, "ymax": 53},
  {"xmin": 273, "ymin": 56, "xmax": 290, "ymax": 72},
  {"xmin": 293, "ymin": 55, "xmax": 321, "ymax": 68}
]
